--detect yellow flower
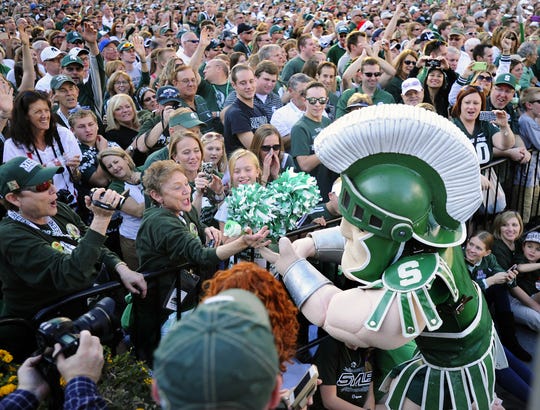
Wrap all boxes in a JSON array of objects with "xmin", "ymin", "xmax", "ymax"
[
  {"xmin": 143, "ymin": 377, "xmax": 152, "ymax": 385},
  {"xmin": 0, "ymin": 383, "xmax": 17, "ymax": 397},
  {"xmin": 0, "ymin": 350, "xmax": 13, "ymax": 363},
  {"xmin": 8, "ymin": 375, "xmax": 17, "ymax": 383}
]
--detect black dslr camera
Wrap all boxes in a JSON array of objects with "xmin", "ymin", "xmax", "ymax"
[
  {"xmin": 36, "ymin": 298, "xmax": 119, "ymax": 408},
  {"xmin": 36, "ymin": 297, "xmax": 117, "ymax": 358}
]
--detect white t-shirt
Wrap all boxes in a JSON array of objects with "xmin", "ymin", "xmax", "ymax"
[{"xmin": 3, "ymin": 125, "xmax": 82, "ymax": 197}]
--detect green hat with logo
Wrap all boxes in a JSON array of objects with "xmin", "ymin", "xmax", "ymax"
[
  {"xmin": 169, "ymin": 111, "xmax": 205, "ymax": 128},
  {"xmin": 494, "ymin": 73, "xmax": 517, "ymax": 89},
  {"xmin": 50, "ymin": 74, "xmax": 76, "ymax": 90},
  {"xmin": 61, "ymin": 54, "xmax": 83, "ymax": 67},
  {"xmin": 153, "ymin": 289, "xmax": 279, "ymax": 410},
  {"xmin": 0, "ymin": 157, "xmax": 63, "ymax": 198}
]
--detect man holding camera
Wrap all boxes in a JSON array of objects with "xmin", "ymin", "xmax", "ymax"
[
  {"xmin": 0, "ymin": 157, "xmax": 146, "ymax": 360},
  {"xmin": 0, "ymin": 331, "xmax": 106, "ymax": 410}
]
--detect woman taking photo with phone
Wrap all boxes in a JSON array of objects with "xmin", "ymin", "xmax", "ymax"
[{"xmin": 450, "ymin": 85, "xmax": 515, "ymax": 204}]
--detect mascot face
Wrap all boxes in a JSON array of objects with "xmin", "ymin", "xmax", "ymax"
[{"xmin": 340, "ymin": 218, "xmax": 401, "ymax": 284}]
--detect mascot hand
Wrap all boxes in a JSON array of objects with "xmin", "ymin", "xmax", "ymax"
[{"xmin": 260, "ymin": 237, "xmax": 303, "ymax": 277}]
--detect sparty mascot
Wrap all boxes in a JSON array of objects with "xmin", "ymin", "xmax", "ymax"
[{"xmin": 262, "ymin": 104, "xmax": 505, "ymax": 409}]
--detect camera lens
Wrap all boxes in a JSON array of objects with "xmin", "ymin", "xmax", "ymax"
[{"xmin": 71, "ymin": 297, "xmax": 117, "ymax": 342}]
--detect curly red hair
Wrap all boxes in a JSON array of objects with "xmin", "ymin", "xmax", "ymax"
[{"xmin": 202, "ymin": 262, "xmax": 299, "ymax": 371}]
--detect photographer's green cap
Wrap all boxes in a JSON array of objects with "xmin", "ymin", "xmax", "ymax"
[
  {"xmin": 153, "ymin": 289, "xmax": 279, "ymax": 410},
  {"xmin": 169, "ymin": 111, "xmax": 205, "ymax": 129},
  {"xmin": 494, "ymin": 73, "xmax": 517, "ymax": 89},
  {"xmin": 0, "ymin": 157, "xmax": 63, "ymax": 197}
]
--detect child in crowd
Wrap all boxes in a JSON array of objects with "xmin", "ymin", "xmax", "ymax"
[
  {"xmin": 512, "ymin": 231, "xmax": 540, "ymax": 331},
  {"xmin": 463, "ymin": 231, "xmax": 533, "ymax": 401},
  {"xmin": 464, "ymin": 231, "xmax": 531, "ymax": 361},
  {"xmin": 215, "ymin": 149, "xmax": 265, "ymax": 266},
  {"xmin": 298, "ymin": 177, "xmax": 342, "ymax": 228},
  {"xmin": 201, "ymin": 132, "xmax": 228, "ymax": 177},
  {"xmin": 491, "ymin": 211, "xmax": 540, "ymax": 334}
]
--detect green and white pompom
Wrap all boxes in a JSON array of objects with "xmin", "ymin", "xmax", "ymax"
[
  {"xmin": 225, "ymin": 183, "xmax": 275, "ymax": 233},
  {"xmin": 224, "ymin": 171, "xmax": 321, "ymax": 241},
  {"xmin": 267, "ymin": 168, "xmax": 321, "ymax": 234}
]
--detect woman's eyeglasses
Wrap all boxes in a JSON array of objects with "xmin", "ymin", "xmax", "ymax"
[
  {"xmin": 403, "ymin": 60, "xmax": 416, "ymax": 66},
  {"xmin": 22, "ymin": 180, "xmax": 53, "ymax": 193},
  {"xmin": 261, "ymin": 144, "xmax": 281, "ymax": 151},
  {"xmin": 305, "ymin": 97, "xmax": 329, "ymax": 105}
]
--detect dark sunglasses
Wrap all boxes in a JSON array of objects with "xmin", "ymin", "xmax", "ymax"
[
  {"xmin": 305, "ymin": 97, "xmax": 328, "ymax": 105},
  {"xmin": 363, "ymin": 72, "xmax": 382, "ymax": 77},
  {"xmin": 261, "ymin": 144, "xmax": 281, "ymax": 151},
  {"xmin": 403, "ymin": 60, "xmax": 416, "ymax": 66},
  {"xmin": 476, "ymin": 75, "xmax": 493, "ymax": 82},
  {"xmin": 22, "ymin": 180, "xmax": 53, "ymax": 193}
]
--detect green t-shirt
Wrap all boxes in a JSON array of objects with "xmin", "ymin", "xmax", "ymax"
[
  {"xmin": 290, "ymin": 115, "xmax": 337, "ymax": 201},
  {"xmin": 280, "ymin": 56, "xmax": 306, "ymax": 83}
]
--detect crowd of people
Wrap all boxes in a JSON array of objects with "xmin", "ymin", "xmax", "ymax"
[{"xmin": 0, "ymin": 0, "xmax": 540, "ymax": 408}]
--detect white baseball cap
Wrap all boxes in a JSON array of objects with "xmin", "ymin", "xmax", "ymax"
[
  {"xmin": 40, "ymin": 46, "xmax": 65, "ymax": 62},
  {"xmin": 401, "ymin": 78, "xmax": 423, "ymax": 94}
]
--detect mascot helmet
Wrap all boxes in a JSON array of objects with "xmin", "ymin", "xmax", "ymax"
[{"xmin": 315, "ymin": 105, "xmax": 483, "ymax": 248}]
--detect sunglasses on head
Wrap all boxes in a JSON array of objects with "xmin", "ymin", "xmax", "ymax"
[
  {"xmin": 363, "ymin": 72, "xmax": 382, "ymax": 77},
  {"xmin": 22, "ymin": 180, "xmax": 53, "ymax": 193},
  {"xmin": 261, "ymin": 144, "xmax": 281, "ymax": 151},
  {"xmin": 305, "ymin": 97, "xmax": 328, "ymax": 105}
]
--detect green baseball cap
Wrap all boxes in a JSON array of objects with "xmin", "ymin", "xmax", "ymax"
[
  {"xmin": 0, "ymin": 157, "xmax": 63, "ymax": 198},
  {"xmin": 153, "ymin": 289, "xmax": 279, "ymax": 410},
  {"xmin": 169, "ymin": 111, "xmax": 205, "ymax": 129},
  {"xmin": 61, "ymin": 54, "xmax": 83, "ymax": 67},
  {"xmin": 50, "ymin": 74, "xmax": 76, "ymax": 90},
  {"xmin": 494, "ymin": 73, "xmax": 517, "ymax": 89}
]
